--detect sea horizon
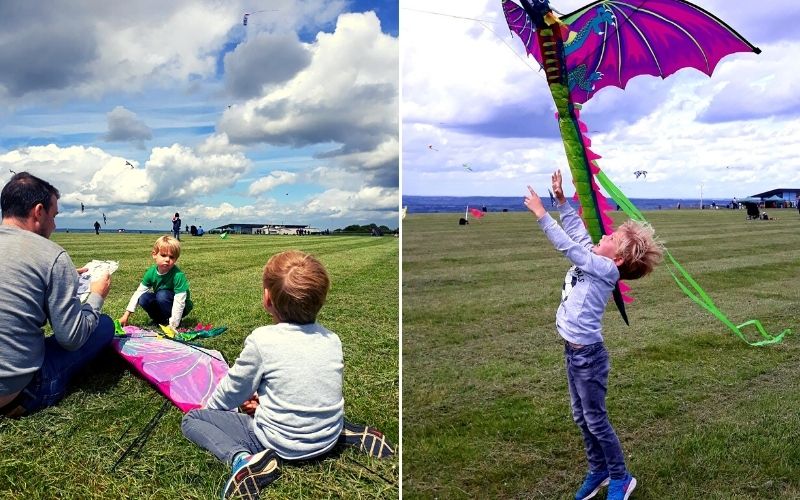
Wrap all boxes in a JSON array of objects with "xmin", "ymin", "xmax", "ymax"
[
  {"xmin": 402, "ymin": 195, "xmax": 744, "ymax": 214},
  {"xmin": 56, "ymin": 227, "xmax": 169, "ymax": 234}
]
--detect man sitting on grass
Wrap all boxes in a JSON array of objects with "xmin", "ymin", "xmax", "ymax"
[{"xmin": 0, "ymin": 172, "xmax": 114, "ymax": 418}]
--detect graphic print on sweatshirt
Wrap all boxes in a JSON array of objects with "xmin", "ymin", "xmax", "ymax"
[{"xmin": 561, "ymin": 265, "xmax": 585, "ymax": 303}]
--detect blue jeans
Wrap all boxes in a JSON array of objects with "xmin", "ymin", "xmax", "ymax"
[
  {"xmin": 138, "ymin": 290, "xmax": 191, "ymax": 325},
  {"xmin": 181, "ymin": 409, "xmax": 265, "ymax": 466},
  {"xmin": 9, "ymin": 314, "xmax": 115, "ymax": 416},
  {"xmin": 564, "ymin": 341, "xmax": 627, "ymax": 479}
]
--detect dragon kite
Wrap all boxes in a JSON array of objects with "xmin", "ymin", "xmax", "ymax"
[{"xmin": 503, "ymin": 0, "xmax": 789, "ymax": 344}]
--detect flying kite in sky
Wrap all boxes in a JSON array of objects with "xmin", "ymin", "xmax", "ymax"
[
  {"xmin": 462, "ymin": 163, "xmax": 472, "ymax": 172},
  {"xmin": 80, "ymin": 202, "xmax": 85, "ymax": 213},
  {"xmin": 103, "ymin": 213, "xmax": 107, "ymax": 225},
  {"xmin": 243, "ymin": 9, "xmax": 278, "ymax": 26},
  {"xmin": 125, "ymin": 161, "xmax": 134, "ymax": 168},
  {"xmin": 547, "ymin": 189, "xmax": 556, "ymax": 207},
  {"xmin": 427, "ymin": 144, "xmax": 438, "ymax": 151},
  {"xmin": 503, "ymin": 0, "xmax": 788, "ymax": 344},
  {"xmin": 634, "ymin": 170, "xmax": 647, "ymax": 179}
]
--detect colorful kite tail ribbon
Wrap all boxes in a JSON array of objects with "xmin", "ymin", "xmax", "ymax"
[{"xmin": 595, "ymin": 170, "xmax": 791, "ymax": 346}]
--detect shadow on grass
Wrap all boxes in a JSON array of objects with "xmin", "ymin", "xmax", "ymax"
[{"xmin": 67, "ymin": 344, "xmax": 128, "ymax": 397}]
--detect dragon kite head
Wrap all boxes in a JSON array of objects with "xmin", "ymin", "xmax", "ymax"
[
  {"xmin": 519, "ymin": 0, "xmax": 563, "ymax": 28},
  {"xmin": 520, "ymin": 0, "xmax": 550, "ymax": 13}
]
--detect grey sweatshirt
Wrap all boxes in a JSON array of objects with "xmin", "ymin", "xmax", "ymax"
[
  {"xmin": 206, "ymin": 322, "xmax": 345, "ymax": 460},
  {"xmin": 0, "ymin": 225, "xmax": 105, "ymax": 395},
  {"xmin": 537, "ymin": 202, "xmax": 619, "ymax": 345}
]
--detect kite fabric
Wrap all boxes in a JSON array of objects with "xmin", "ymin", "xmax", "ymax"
[
  {"xmin": 468, "ymin": 208, "xmax": 485, "ymax": 218},
  {"xmin": 502, "ymin": 0, "xmax": 789, "ymax": 343},
  {"xmin": 112, "ymin": 325, "xmax": 229, "ymax": 412}
]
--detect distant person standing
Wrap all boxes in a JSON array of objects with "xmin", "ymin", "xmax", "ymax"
[
  {"xmin": 172, "ymin": 213, "xmax": 182, "ymax": 241},
  {"xmin": 94, "ymin": 221, "xmax": 101, "ymax": 235}
]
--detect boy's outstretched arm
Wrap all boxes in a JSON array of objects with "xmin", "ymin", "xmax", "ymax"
[
  {"xmin": 119, "ymin": 282, "xmax": 149, "ymax": 326},
  {"xmin": 524, "ymin": 186, "xmax": 548, "ymax": 219},
  {"xmin": 549, "ymin": 169, "xmax": 593, "ymax": 248}
]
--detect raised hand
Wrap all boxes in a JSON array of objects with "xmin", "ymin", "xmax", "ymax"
[
  {"xmin": 551, "ymin": 170, "xmax": 566, "ymax": 203},
  {"xmin": 524, "ymin": 185, "xmax": 547, "ymax": 219}
]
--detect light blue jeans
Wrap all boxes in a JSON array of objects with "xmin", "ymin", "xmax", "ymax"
[{"xmin": 564, "ymin": 341, "xmax": 627, "ymax": 479}]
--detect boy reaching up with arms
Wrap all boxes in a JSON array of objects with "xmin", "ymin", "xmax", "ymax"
[
  {"xmin": 524, "ymin": 170, "xmax": 663, "ymax": 500},
  {"xmin": 119, "ymin": 235, "xmax": 193, "ymax": 329}
]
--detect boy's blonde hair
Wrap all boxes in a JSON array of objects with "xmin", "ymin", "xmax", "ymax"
[
  {"xmin": 152, "ymin": 235, "xmax": 181, "ymax": 259},
  {"xmin": 615, "ymin": 220, "xmax": 663, "ymax": 280},
  {"xmin": 263, "ymin": 250, "xmax": 329, "ymax": 324}
]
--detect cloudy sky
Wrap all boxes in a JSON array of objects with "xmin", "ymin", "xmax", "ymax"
[
  {"xmin": 0, "ymin": 0, "xmax": 398, "ymax": 231},
  {"xmin": 402, "ymin": 0, "xmax": 800, "ymax": 201}
]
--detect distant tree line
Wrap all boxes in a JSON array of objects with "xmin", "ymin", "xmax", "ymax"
[{"xmin": 333, "ymin": 223, "xmax": 397, "ymax": 236}]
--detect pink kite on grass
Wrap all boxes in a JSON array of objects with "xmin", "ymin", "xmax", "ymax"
[{"xmin": 112, "ymin": 325, "xmax": 229, "ymax": 412}]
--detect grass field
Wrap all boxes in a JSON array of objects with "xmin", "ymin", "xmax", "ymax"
[
  {"xmin": 0, "ymin": 233, "xmax": 398, "ymax": 499},
  {"xmin": 402, "ymin": 208, "xmax": 800, "ymax": 499}
]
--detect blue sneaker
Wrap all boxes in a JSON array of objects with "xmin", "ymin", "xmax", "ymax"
[
  {"xmin": 574, "ymin": 470, "xmax": 610, "ymax": 500},
  {"xmin": 607, "ymin": 473, "xmax": 637, "ymax": 500},
  {"xmin": 221, "ymin": 449, "xmax": 281, "ymax": 499}
]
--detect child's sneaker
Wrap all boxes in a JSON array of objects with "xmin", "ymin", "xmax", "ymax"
[
  {"xmin": 574, "ymin": 470, "xmax": 610, "ymax": 500},
  {"xmin": 221, "ymin": 449, "xmax": 281, "ymax": 499},
  {"xmin": 338, "ymin": 418, "xmax": 394, "ymax": 458},
  {"xmin": 607, "ymin": 473, "xmax": 637, "ymax": 500}
]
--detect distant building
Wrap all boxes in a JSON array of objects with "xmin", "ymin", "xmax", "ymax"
[
  {"xmin": 747, "ymin": 188, "xmax": 800, "ymax": 208},
  {"xmin": 211, "ymin": 223, "xmax": 322, "ymax": 235},
  {"xmin": 253, "ymin": 224, "xmax": 322, "ymax": 235}
]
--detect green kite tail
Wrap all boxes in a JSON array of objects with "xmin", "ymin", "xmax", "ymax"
[{"xmin": 595, "ymin": 170, "xmax": 791, "ymax": 346}]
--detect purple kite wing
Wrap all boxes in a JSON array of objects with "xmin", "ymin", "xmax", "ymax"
[
  {"xmin": 502, "ymin": 0, "xmax": 544, "ymax": 68},
  {"xmin": 112, "ymin": 326, "xmax": 229, "ymax": 413},
  {"xmin": 560, "ymin": 0, "xmax": 761, "ymax": 104}
]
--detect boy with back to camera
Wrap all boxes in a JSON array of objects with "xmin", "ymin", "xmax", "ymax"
[
  {"xmin": 524, "ymin": 170, "xmax": 663, "ymax": 500},
  {"xmin": 181, "ymin": 250, "xmax": 393, "ymax": 499},
  {"xmin": 119, "ymin": 235, "xmax": 193, "ymax": 329}
]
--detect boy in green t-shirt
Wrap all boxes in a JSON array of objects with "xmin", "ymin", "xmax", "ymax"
[{"xmin": 119, "ymin": 235, "xmax": 193, "ymax": 328}]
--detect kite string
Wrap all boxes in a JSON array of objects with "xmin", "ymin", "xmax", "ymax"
[
  {"xmin": 402, "ymin": 7, "xmax": 544, "ymax": 77},
  {"xmin": 111, "ymin": 397, "xmax": 171, "ymax": 471},
  {"xmin": 594, "ymin": 169, "xmax": 791, "ymax": 346},
  {"xmin": 407, "ymin": 0, "xmax": 663, "ymax": 89}
]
